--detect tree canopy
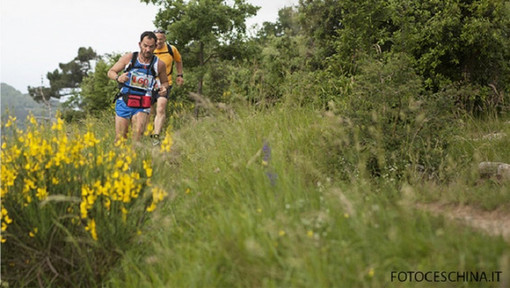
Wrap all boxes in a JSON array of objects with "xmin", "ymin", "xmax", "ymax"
[
  {"xmin": 141, "ymin": 0, "xmax": 259, "ymax": 94},
  {"xmin": 299, "ymin": 0, "xmax": 510, "ymax": 92},
  {"xmin": 28, "ymin": 47, "xmax": 97, "ymax": 102}
]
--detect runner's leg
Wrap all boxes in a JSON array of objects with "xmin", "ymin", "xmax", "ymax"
[
  {"xmin": 115, "ymin": 115, "xmax": 130, "ymax": 143},
  {"xmin": 132, "ymin": 112, "xmax": 149, "ymax": 142},
  {"xmin": 153, "ymin": 96, "xmax": 168, "ymax": 135}
]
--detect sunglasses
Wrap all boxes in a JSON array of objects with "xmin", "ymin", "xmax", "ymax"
[{"xmin": 154, "ymin": 29, "xmax": 166, "ymax": 34}]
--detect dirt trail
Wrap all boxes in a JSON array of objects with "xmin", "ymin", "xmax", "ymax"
[{"xmin": 417, "ymin": 203, "xmax": 510, "ymax": 243}]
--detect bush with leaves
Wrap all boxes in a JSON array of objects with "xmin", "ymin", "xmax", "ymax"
[
  {"xmin": 327, "ymin": 53, "xmax": 455, "ymax": 179},
  {"xmin": 80, "ymin": 54, "xmax": 121, "ymax": 116},
  {"xmin": 301, "ymin": 0, "xmax": 510, "ymax": 114}
]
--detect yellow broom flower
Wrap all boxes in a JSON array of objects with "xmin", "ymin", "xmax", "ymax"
[{"xmin": 85, "ymin": 219, "xmax": 98, "ymax": 241}]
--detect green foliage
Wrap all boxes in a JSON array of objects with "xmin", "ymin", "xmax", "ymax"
[
  {"xmin": 415, "ymin": 114, "xmax": 510, "ymax": 210},
  {"xmin": 329, "ymin": 53, "xmax": 456, "ymax": 178},
  {"xmin": 223, "ymin": 34, "xmax": 312, "ymax": 104},
  {"xmin": 142, "ymin": 0, "xmax": 259, "ymax": 94},
  {"xmin": 300, "ymin": 0, "xmax": 510, "ymax": 113},
  {"xmin": 438, "ymin": 81, "xmax": 506, "ymax": 117},
  {"xmin": 279, "ymin": 67, "xmax": 353, "ymax": 109},
  {"xmin": 389, "ymin": 0, "xmax": 510, "ymax": 93},
  {"xmin": 80, "ymin": 54, "xmax": 121, "ymax": 116},
  {"xmin": 298, "ymin": 0, "xmax": 345, "ymax": 67},
  {"xmin": 332, "ymin": 0, "xmax": 395, "ymax": 73}
]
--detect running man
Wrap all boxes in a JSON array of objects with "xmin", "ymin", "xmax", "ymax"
[
  {"xmin": 151, "ymin": 28, "xmax": 184, "ymax": 145},
  {"xmin": 108, "ymin": 31, "xmax": 169, "ymax": 143}
]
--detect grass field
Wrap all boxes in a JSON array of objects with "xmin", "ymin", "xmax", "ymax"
[
  {"xmin": 1, "ymin": 103, "xmax": 509, "ymax": 287},
  {"xmin": 103, "ymin": 104, "xmax": 510, "ymax": 287}
]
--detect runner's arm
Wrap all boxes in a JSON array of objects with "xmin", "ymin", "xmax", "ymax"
[
  {"xmin": 157, "ymin": 60, "xmax": 169, "ymax": 89},
  {"xmin": 157, "ymin": 60, "xmax": 169, "ymax": 97},
  {"xmin": 107, "ymin": 53, "xmax": 132, "ymax": 83},
  {"xmin": 175, "ymin": 60, "xmax": 184, "ymax": 86}
]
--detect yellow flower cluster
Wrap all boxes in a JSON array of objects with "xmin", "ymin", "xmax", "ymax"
[
  {"xmin": 1, "ymin": 207, "xmax": 13, "ymax": 243},
  {"xmin": 85, "ymin": 219, "xmax": 98, "ymax": 241},
  {"xmin": 1, "ymin": 114, "xmax": 170, "ymax": 242},
  {"xmin": 146, "ymin": 186, "xmax": 168, "ymax": 212},
  {"xmin": 160, "ymin": 130, "xmax": 173, "ymax": 153}
]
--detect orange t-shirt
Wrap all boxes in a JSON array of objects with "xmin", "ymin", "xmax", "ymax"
[{"xmin": 154, "ymin": 44, "xmax": 182, "ymax": 85}]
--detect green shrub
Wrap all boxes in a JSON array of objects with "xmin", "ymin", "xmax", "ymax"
[{"xmin": 325, "ymin": 53, "xmax": 456, "ymax": 179}]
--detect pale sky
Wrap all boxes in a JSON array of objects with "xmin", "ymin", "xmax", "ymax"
[{"xmin": 0, "ymin": 0, "xmax": 297, "ymax": 94}]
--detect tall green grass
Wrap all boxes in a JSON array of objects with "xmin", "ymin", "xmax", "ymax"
[
  {"xmin": 105, "ymin": 104, "xmax": 509, "ymax": 287},
  {"xmin": 414, "ymin": 115, "xmax": 510, "ymax": 210}
]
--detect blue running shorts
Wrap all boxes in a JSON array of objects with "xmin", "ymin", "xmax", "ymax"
[{"xmin": 116, "ymin": 98, "xmax": 150, "ymax": 119}]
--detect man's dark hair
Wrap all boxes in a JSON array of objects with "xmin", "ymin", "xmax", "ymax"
[{"xmin": 140, "ymin": 31, "xmax": 157, "ymax": 42}]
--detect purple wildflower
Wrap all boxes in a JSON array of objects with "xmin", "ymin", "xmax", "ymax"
[{"xmin": 262, "ymin": 141, "xmax": 271, "ymax": 164}]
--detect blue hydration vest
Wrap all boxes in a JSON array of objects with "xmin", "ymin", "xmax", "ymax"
[{"xmin": 120, "ymin": 52, "xmax": 159, "ymax": 97}]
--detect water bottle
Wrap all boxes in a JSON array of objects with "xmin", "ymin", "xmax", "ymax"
[{"xmin": 142, "ymin": 89, "xmax": 152, "ymax": 108}]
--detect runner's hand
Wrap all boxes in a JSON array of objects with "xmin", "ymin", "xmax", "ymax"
[
  {"xmin": 176, "ymin": 76, "xmax": 184, "ymax": 86},
  {"xmin": 158, "ymin": 86, "xmax": 167, "ymax": 97},
  {"xmin": 117, "ymin": 73, "xmax": 128, "ymax": 83}
]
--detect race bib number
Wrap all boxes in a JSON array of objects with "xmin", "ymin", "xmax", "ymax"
[{"xmin": 127, "ymin": 70, "xmax": 155, "ymax": 90}]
